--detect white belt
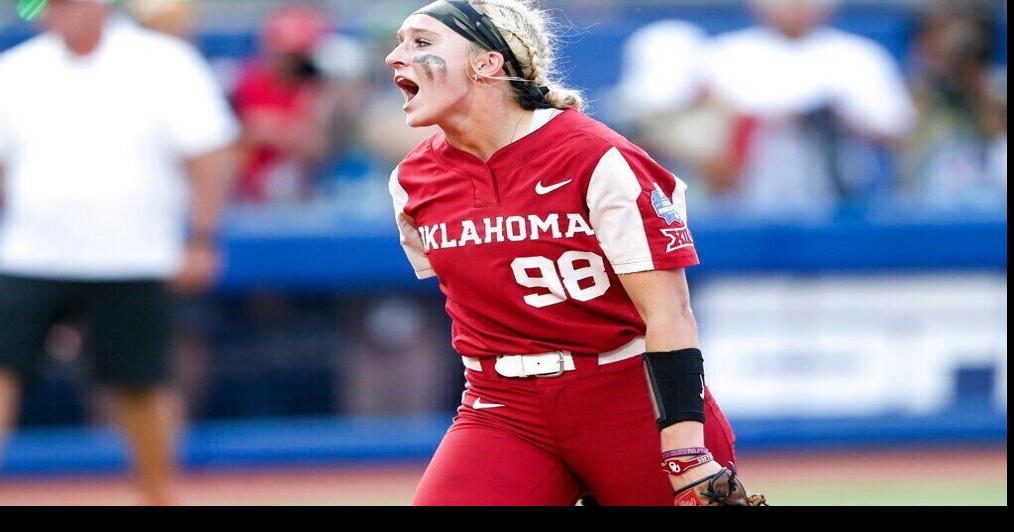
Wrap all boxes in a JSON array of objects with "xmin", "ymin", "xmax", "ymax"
[{"xmin": 462, "ymin": 337, "xmax": 646, "ymax": 378}]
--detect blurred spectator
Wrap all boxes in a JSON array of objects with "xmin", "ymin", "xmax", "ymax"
[
  {"xmin": 231, "ymin": 4, "xmax": 368, "ymax": 205},
  {"xmin": 0, "ymin": 0, "xmax": 238, "ymax": 505},
  {"xmin": 612, "ymin": 20, "xmax": 708, "ymax": 125},
  {"xmin": 900, "ymin": 0, "xmax": 1007, "ymax": 212},
  {"xmin": 125, "ymin": 0, "xmax": 218, "ymax": 429},
  {"xmin": 615, "ymin": 0, "xmax": 917, "ymax": 221}
]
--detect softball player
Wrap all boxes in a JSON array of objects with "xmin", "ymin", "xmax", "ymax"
[{"xmin": 386, "ymin": 0, "xmax": 765, "ymax": 506}]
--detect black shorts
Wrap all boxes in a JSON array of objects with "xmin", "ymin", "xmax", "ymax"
[{"xmin": 0, "ymin": 274, "xmax": 171, "ymax": 389}]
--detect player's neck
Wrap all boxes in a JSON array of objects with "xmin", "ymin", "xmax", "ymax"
[{"xmin": 440, "ymin": 102, "xmax": 533, "ymax": 163}]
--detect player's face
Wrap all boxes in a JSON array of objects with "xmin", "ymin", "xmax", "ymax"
[
  {"xmin": 43, "ymin": 0, "xmax": 109, "ymax": 45},
  {"xmin": 386, "ymin": 14, "xmax": 474, "ymax": 128}
]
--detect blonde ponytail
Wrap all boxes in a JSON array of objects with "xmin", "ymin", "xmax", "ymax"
[{"xmin": 543, "ymin": 81, "xmax": 585, "ymax": 111}]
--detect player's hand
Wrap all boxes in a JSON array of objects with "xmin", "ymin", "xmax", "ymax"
[
  {"xmin": 171, "ymin": 241, "xmax": 221, "ymax": 295},
  {"xmin": 669, "ymin": 464, "xmax": 768, "ymax": 506}
]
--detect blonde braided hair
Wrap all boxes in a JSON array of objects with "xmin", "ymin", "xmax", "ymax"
[{"xmin": 466, "ymin": 0, "xmax": 585, "ymax": 111}]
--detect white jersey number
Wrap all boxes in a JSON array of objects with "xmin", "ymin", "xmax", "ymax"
[{"xmin": 511, "ymin": 251, "xmax": 611, "ymax": 308}]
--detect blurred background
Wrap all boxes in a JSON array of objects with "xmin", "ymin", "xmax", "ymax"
[{"xmin": 0, "ymin": 0, "xmax": 1006, "ymax": 505}]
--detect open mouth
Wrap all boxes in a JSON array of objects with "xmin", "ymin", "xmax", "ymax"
[{"xmin": 395, "ymin": 76, "xmax": 421, "ymax": 105}]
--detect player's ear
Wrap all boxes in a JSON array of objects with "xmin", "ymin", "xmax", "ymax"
[{"xmin": 471, "ymin": 50, "xmax": 505, "ymax": 79}]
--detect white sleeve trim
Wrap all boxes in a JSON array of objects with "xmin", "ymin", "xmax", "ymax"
[
  {"xmin": 389, "ymin": 166, "xmax": 437, "ymax": 280},
  {"xmin": 610, "ymin": 259, "xmax": 658, "ymax": 275},
  {"xmin": 586, "ymin": 147, "xmax": 656, "ymax": 275},
  {"xmin": 414, "ymin": 268, "xmax": 436, "ymax": 280}
]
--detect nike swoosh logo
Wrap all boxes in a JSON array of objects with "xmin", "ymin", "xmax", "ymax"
[
  {"xmin": 473, "ymin": 398, "xmax": 506, "ymax": 410},
  {"xmin": 699, "ymin": 376, "xmax": 705, "ymax": 400},
  {"xmin": 536, "ymin": 179, "xmax": 574, "ymax": 195}
]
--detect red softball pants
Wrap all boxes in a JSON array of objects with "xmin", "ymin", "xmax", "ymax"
[{"xmin": 412, "ymin": 353, "xmax": 737, "ymax": 506}]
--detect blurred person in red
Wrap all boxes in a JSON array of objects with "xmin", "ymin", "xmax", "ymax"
[
  {"xmin": 900, "ymin": 0, "xmax": 1006, "ymax": 211},
  {"xmin": 614, "ymin": 0, "xmax": 916, "ymax": 221},
  {"xmin": 232, "ymin": 4, "xmax": 367, "ymax": 204},
  {"xmin": 0, "ymin": 0, "xmax": 238, "ymax": 505}
]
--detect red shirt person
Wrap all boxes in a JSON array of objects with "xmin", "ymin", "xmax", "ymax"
[
  {"xmin": 232, "ymin": 5, "xmax": 332, "ymax": 203},
  {"xmin": 387, "ymin": 0, "xmax": 764, "ymax": 506}
]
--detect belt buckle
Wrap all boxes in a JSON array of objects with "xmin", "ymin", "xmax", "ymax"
[{"xmin": 536, "ymin": 351, "xmax": 567, "ymax": 378}]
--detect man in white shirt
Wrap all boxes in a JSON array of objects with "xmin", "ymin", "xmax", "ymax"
[
  {"xmin": 612, "ymin": 0, "xmax": 916, "ymax": 220},
  {"xmin": 698, "ymin": 0, "xmax": 916, "ymax": 219},
  {"xmin": 0, "ymin": 0, "xmax": 238, "ymax": 504}
]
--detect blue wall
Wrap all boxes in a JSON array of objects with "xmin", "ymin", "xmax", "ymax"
[{"xmin": 216, "ymin": 218, "xmax": 1007, "ymax": 293}]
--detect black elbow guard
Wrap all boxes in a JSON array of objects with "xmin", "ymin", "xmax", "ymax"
[{"xmin": 643, "ymin": 348, "xmax": 706, "ymax": 430}]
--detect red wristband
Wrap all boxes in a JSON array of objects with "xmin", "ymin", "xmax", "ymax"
[{"xmin": 662, "ymin": 452, "xmax": 714, "ymax": 475}]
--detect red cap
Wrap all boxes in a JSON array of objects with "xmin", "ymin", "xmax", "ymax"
[{"xmin": 262, "ymin": 5, "xmax": 330, "ymax": 55}]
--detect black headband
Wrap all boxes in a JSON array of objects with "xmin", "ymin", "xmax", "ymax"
[{"xmin": 414, "ymin": 0, "xmax": 553, "ymax": 109}]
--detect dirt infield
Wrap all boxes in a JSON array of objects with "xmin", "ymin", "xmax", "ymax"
[{"xmin": 0, "ymin": 447, "xmax": 1006, "ymax": 506}]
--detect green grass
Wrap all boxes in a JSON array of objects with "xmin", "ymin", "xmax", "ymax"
[{"xmin": 755, "ymin": 478, "xmax": 1007, "ymax": 506}]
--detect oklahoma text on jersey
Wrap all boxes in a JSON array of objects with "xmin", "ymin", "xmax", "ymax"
[{"xmin": 418, "ymin": 213, "xmax": 598, "ymax": 251}]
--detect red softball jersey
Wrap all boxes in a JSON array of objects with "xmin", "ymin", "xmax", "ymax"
[{"xmin": 389, "ymin": 108, "xmax": 699, "ymax": 358}]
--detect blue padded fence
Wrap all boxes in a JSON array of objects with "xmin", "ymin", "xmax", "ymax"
[
  {"xmin": 217, "ymin": 219, "xmax": 1008, "ymax": 293},
  {"xmin": 1, "ymin": 411, "xmax": 1005, "ymax": 476}
]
